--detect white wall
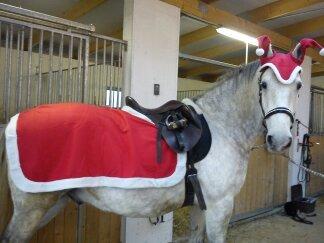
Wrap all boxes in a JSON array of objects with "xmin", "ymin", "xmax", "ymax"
[
  {"xmin": 122, "ymin": 0, "xmax": 180, "ymax": 242},
  {"xmin": 123, "ymin": 0, "xmax": 180, "ymax": 108},
  {"xmin": 288, "ymin": 56, "xmax": 312, "ymax": 199}
]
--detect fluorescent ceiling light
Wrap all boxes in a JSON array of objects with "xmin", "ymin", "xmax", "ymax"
[{"xmin": 216, "ymin": 27, "xmax": 258, "ymax": 46}]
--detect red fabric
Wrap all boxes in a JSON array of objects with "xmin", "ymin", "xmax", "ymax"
[
  {"xmin": 17, "ymin": 103, "xmax": 177, "ymax": 182},
  {"xmin": 260, "ymin": 53, "xmax": 300, "ymax": 80},
  {"xmin": 257, "ymin": 35, "xmax": 324, "ymax": 81},
  {"xmin": 258, "ymin": 35, "xmax": 271, "ymax": 56},
  {"xmin": 295, "ymin": 38, "xmax": 324, "ymax": 63}
]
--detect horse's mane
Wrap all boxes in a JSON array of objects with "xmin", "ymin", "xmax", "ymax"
[{"xmin": 193, "ymin": 61, "xmax": 260, "ymax": 100}]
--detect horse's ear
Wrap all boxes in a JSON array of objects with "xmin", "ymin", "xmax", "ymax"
[
  {"xmin": 256, "ymin": 35, "xmax": 274, "ymax": 58},
  {"xmin": 291, "ymin": 39, "xmax": 324, "ymax": 63}
]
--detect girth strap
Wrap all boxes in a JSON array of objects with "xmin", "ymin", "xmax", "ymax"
[
  {"xmin": 184, "ymin": 164, "xmax": 206, "ymax": 210},
  {"xmin": 182, "ymin": 114, "xmax": 211, "ymax": 210}
]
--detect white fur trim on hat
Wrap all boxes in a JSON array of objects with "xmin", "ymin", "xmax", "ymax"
[
  {"xmin": 320, "ymin": 48, "xmax": 324, "ymax": 56},
  {"xmin": 260, "ymin": 63, "xmax": 302, "ymax": 84},
  {"xmin": 256, "ymin": 48, "xmax": 265, "ymax": 56}
]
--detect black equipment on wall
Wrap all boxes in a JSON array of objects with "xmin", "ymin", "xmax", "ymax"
[
  {"xmin": 284, "ymin": 184, "xmax": 317, "ymax": 224},
  {"xmin": 298, "ymin": 134, "xmax": 312, "ymax": 183}
]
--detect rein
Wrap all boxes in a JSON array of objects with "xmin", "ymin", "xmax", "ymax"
[
  {"xmin": 258, "ymin": 69, "xmax": 295, "ymax": 129},
  {"xmin": 283, "ymin": 154, "xmax": 324, "ymax": 179},
  {"xmin": 251, "ymin": 144, "xmax": 324, "ymax": 179}
]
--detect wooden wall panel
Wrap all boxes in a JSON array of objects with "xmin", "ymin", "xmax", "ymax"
[
  {"xmin": 234, "ymin": 134, "xmax": 324, "ymax": 216},
  {"xmin": 233, "ymin": 136, "xmax": 288, "ymax": 216},
  {"xmin": 80, "ymin": 205, "xmax": 121, "ymax": 243},
  {"xmin": 273, "ymin": 155, "xmax": 288, "ymax": 205},
  {"xmin": 307, "ymin": 135, "xmax": 324, "ymax": 195}
]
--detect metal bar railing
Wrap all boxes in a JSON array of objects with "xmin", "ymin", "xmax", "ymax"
[
  {"xmin": 3, "ymin": 25, "xmax": 9, "ymax": 121},
  {"xmin": 17, "ymin": 28, "xmax": 24, "ymax": 110},
  {"xmin": 0, "ymin": 5, "xmax": 127, "ymax": 123},
  {"xmin": 68, "ymin": 36, "xmax": 73, "ymax": 101},
  {"xmin": 37, "ymin": 29, "xmax": 43, "ymax": 104},
  {"xmin": 93, "ymin": 37, "xmax": 98, "ymax": 104},
  {"xmin": 0, "ymin": 3, "xmax": 95, "ymax": 32},
  {"xmin": 26, "ymin": 27, "xmax": 33, "ymax": 107},
  {"xmin": 0, "ymin": 16, "xmax": 88, "ymax": 39},
  {"xmin": 77, "ymin": 38, "xmax": 83, "ymax": 102},
  {"xmin": 82, "ymin": 36, "xmax": 89, "ymax": 103},
  {"xmin": 109, "ymin": 42, "xmax": 115, "ymax": 107},
  {"xmin": 177, "ymin": 90, "xmax": 204, "ymax": 100},
  {"xmin": 179, "ymin": 52, "xmax": 238, "ymax": 69},
  {"xmin": 58, "ymin": 34, "xmax": 64, "ymax": 102},
  {"xmin": 116, "ymin": 43, "xmax": 122, "ymax": 108},
  {"xmin": 102, "ymin": 40, "xmax": 107, "ymax": 105},
  {"xmin": 310, "ymin": 86, "xmax": 324, "ymax": 135},
  {"xmin": 7, "ymin": 24, "xmax": 13, "ymax": 122},
  {"xmin": 90, "ymin": 32, "xmax": 127, "ymax": 45}
]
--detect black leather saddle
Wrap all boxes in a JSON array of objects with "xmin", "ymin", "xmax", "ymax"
[{"xmin": 125, "ymin": 96, "xmax": 202, "ymax": 162}]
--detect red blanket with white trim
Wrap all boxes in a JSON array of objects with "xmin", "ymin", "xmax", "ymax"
[{"xmin": 6, "ymin": 103, "xmax": 186, "ymax": 193}]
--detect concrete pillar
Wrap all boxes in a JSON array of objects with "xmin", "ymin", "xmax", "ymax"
[
  {"xmin": 288, "ymin": 56, "xmax": 312, "ymax": 199},
  {"xmin": 123, "ymin": 0, "xmax": 180, "ymax": 107},
  {"xmin": 121, "ymin": 0, "xmax": 180, "ymax": 242}
]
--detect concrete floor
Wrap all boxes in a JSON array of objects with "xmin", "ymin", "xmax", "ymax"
[{"xmin": 227, "ymin": 196, "xmax": 324, "ymax": 243}]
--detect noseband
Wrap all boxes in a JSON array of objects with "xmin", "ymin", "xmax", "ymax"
[{"xmin": 258, "ymin": 69, "xmax": 295, "ymax": 129}]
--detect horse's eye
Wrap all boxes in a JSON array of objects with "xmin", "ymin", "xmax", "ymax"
[
  {"xmin": 297, "ymin": 82, "xmax": 302, "ymax": 90},
  {"xmin": 261, "ymin": 81, "xmax": 267, "ymax": 89}
]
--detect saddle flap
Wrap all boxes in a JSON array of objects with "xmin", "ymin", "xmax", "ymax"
[{"xmin": 161, "ymin": 122, "xmax": 202, "ymax": 153}]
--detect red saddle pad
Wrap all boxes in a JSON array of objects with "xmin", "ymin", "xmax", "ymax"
[{"xmin": 6, "ymin": 103, "xmax": 186, "ymax": 192}]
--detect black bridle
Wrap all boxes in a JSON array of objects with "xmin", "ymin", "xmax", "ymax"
[{"xmin": 258, "ymin": 68, "xmax": 295, "ymax": 129}]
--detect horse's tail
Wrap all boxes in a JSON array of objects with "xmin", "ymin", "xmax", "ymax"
[{"xmin": 0, "ymin": 124, "xmax": 6, "ymax": 162}]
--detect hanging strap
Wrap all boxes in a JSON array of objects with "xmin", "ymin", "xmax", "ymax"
[{"xmin": 183, "ymin": 163, "xmax": 206, "ymax": 210}]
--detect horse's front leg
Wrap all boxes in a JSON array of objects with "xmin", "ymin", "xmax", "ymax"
[
  {"xmin": 189, "ymin": 205, "xmax": 206, "ymax": 243},
  {"xmin": 205, "ymin": 195, "xmax": 234, "ymax": 243}
]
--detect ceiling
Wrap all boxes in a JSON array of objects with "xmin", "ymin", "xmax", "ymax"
[
  {"xmin": 179, "ymin": 0, "xmax": 324, "ymax": 81},
  {"xmin": 1, "ymin": 0, "xmax": 324, "ymax": 81},
  {"xmin": 0, "ymin": 0, "xmax": 124, "ymax": 35}
]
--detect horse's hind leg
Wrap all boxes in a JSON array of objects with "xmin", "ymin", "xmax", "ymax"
[
  {"xmin": 1, "ymin": 179, "xmax": 65, "ymax": 243},
  {"xmin": 36, "ymin": 194, "xmax": 70, "ymax": 230}
]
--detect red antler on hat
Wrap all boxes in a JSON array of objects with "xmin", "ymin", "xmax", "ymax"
[
  {"xmin": 256, "ymin": 35, "xmax": 271, "ymax": 57},
  {"xmin": 292, "ymin": 38, "xmax": 324, "ymax": 64}
]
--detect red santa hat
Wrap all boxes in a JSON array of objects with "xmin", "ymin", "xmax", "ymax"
[{"xmin": 255, "ymin": 35, "xmax": 324, "ymax": 84}]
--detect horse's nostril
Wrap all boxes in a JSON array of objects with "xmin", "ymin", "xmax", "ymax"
[{"xmin": 267, "ymin": 135, "xmax": 273, "ymax": 145}]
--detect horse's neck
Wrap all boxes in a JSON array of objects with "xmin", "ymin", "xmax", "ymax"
[{"xmin": 196, "ymin": 76, "xmax": 263, "ymax": 151}]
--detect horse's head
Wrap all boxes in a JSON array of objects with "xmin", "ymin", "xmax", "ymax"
[
  {"xmin": 256, "ymin": 36, "xmax": 324, "ymax": 152},
  {"xmin": 259, "ymin": 67, "xmax": 300, "ymax": 152}
]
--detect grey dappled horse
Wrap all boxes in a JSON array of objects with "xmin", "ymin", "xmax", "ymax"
[{"xmin": 1, "ymin": 51, "xmax": 303, "ymax": 242}]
